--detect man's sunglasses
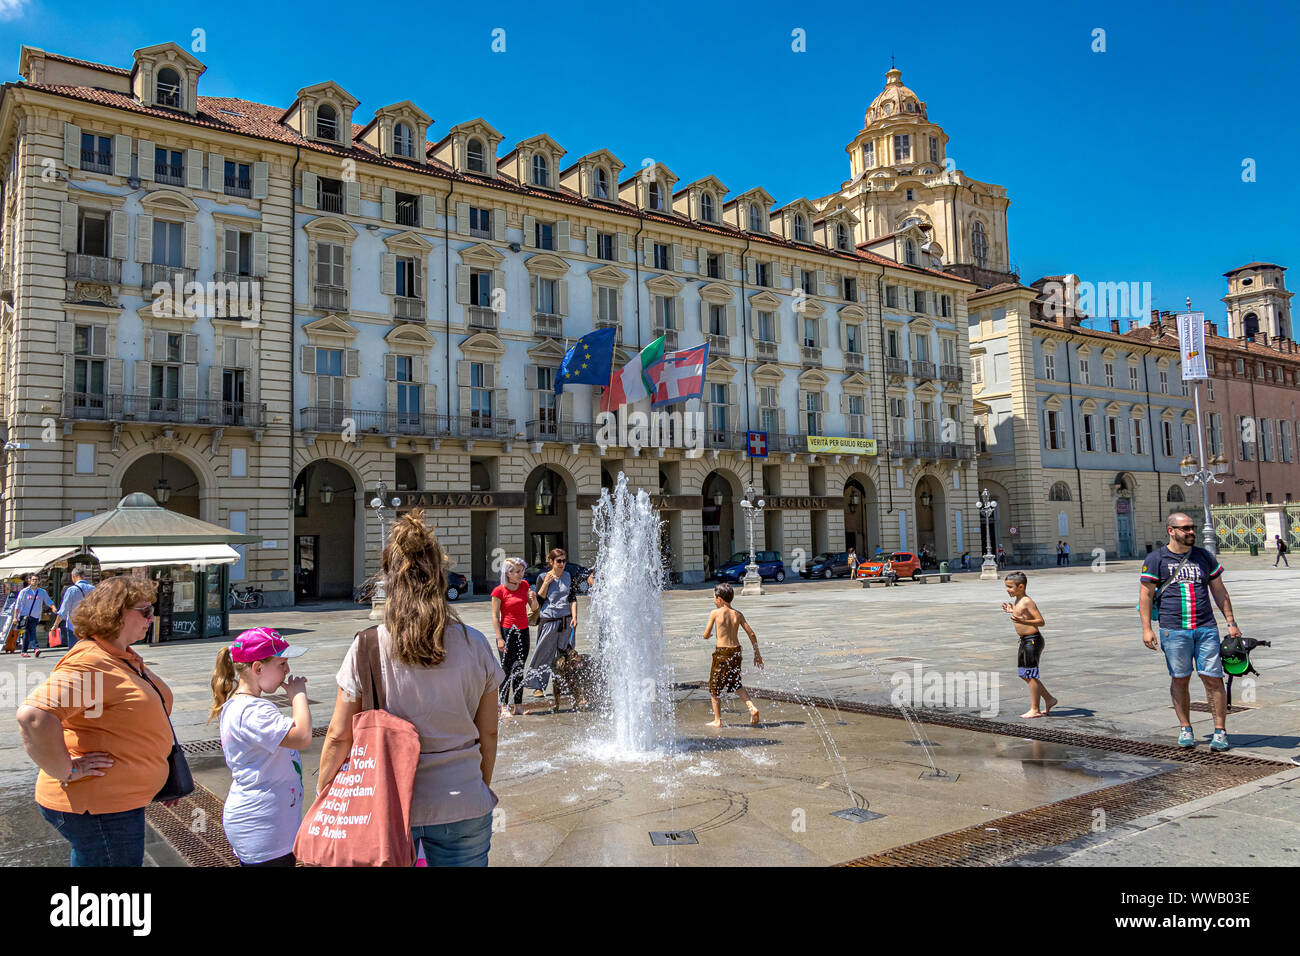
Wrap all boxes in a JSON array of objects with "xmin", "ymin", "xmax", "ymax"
[{"xmin": 1169, "ymin": 525, "xmax": 1196, "ymax": 532}]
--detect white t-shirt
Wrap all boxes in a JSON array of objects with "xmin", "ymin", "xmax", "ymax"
[{"xmin": 219, "ymin": 694, "xmax": 303, "ymax": 864}]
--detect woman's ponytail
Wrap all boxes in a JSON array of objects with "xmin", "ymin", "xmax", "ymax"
[{"xmin": 207, "ymin": 646, "xmax": 237, "ymax": 723}]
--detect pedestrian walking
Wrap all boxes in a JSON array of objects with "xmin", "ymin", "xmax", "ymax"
[
  {"xmin": 997, "ymin": 545, "xmax": 1007, "ymax": 570},
  {"xmin": 1002, "ymin": 571, "xmax": 1056, "ymax": 718},
  {"xmin": 1056, "ymin": 541, "xmax": 1064, "ymax": 567},
  {"xmin": 14, "ymin": 573, "xmax": 53, "ymax": 657},
  {"xmin": 16, "ymin": 576, "xmax": 176, "ymax": 866},
  {"xmin": 319, "ymin": 510, "xmax": 503, "ymax": 866},
  {"xmin": 847, "ymin": 548, "xmax": 858, "ymax": 578},
  {"xmin": 52, "ymin": 566, "xmax": 94, "ymax": 645},
  {"xmin": 491, "ymin": 557, "xmax": 538, "ymax": 718},
  {"xmin": 209, "ymin": 627, "xmax": 311, "ymax": 866},
  {"xmin": 1275, "ymin": 535, "xmax": 1289, "ymax": 567},
  {"xmin": 1140, "ymin": 512, "xmax": 1239, "ymax": 751},
  {"xmin": 525, "ymin": 549, "xmax": 577, "ymax": 703},
  {"xmin": 1063, "ymin": 541, "xmax": 1070, "ymax": 565}
]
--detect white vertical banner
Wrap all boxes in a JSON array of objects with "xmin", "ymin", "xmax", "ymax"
[{"xmin": 1176, "ymin": 312, "xmax": 1208, "ymax": 380}]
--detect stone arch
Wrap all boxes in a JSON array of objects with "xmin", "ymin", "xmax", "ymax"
[
  {"xmin": 913, "ymin": 473, "xmax": 949, "ymax": 560},
  {"xmin": 292, "ymin": 455, "xmax": 365, "ymax": 602},
  {"xmin": 842, "ymin": 471, "xmax": 880, "ymax": 557},
  {"xmin": 976, "ymin": 478, "xmax": 1013, "ymax": 558},
  {"xmin": 109, "ymin": 439, "xmax": 219, "ymax": 521},
  {"xmin": 700, "ymin": 465, "xmax": 746, "ymax": 576},
  {"xmin": 522, "ymin": 463, "xmax": 580, "ymax": 568}
]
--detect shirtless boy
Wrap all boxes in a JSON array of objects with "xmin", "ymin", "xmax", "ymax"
[
  {"xmin": 1002, "ymin": 571, "xmax": 1057, "ymax": 718},
  {"xmin": 701, "ymin": 583, "xmax": 764, "ymax": 727}
]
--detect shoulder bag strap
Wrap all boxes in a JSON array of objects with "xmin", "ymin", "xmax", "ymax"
[
  {"xmin": 136, "ymin": 664, "xmax": 180, "ymax": 748},
  {"xmin": 1153, "ymin": 549, "xmax": 1194, "ymax": 603},
  {"xmin": 356, "ymin": 626, "xmax": 383, "ymax": 713}
]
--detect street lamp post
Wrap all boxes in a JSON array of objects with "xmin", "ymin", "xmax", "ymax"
[
  {"xmin": 368, "ymin": 480, "xmax": 400, "ymax": 621},
  {"xmin": 1180, "ymin": 452, "xmax": 1228, "ymax": 557},
  {"xmin": 738, "ymin": 482, "xmax": 766, "ymax": 596},
  {"xmin": 977, "ymin": 488, "xmax": 999, "ymax": 580}
]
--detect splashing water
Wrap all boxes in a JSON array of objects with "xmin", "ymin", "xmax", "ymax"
[{"xmin": 587, "ymin": 473, "xmax": 675, "ymax": 756}]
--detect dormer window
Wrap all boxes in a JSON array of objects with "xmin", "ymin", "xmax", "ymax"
[
  {"xmin": 467, "ymin": 138, "xmax": 487, "ymax": 173},
  {"xmin": 748, "ymin": 205, "xmax": 762, "ymax": 232},
  {"xmin": 648, "ymin": 181, "xmax": 664, "ymax": 210},
  {"xmin": 316, "ymin": 104, "xmax": 338, "ymax": 141},
  {"xmin": 905, "ymin": 239, "xmax": 917, "ymax": 266},
  {"xmin": 794, "ymin": 215, "xmax": 808, "ymax": 243},
  {"xmin": 156, "ymin": 67, "xmax": 182, "ymax": 108},
  {"xmin": 836, "ymin": 223, "xmax": 850, "ymax": 251},
  {"xmin": 594, "ymin": 167, "xmax": 609, "ymax": 199},
  {"xmin": 701, "ymin": 192, "xmax": 715, "ymax": 223},
  {"xmin": 531, "ymin": 153, "xmax": 549, "ymax": 187},
  {"xmin": 394, "ymin": 122, "xmax": 414, "ymax": 158}
]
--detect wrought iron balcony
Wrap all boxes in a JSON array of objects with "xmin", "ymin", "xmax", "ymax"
[
  {"xmin": 888, "ymin": 439, "xmax": 974, "ymax": 461},
  {"xmin": 66, "ymin": 253, "xmax": 121, "ymax": 283},
  {"xmin": 467, "ymin": 305, "xmax": 498, "ymax": 330},
  {"xmin": 64, "ymin": 392, "xmax": 266, "ymax": 427},
  {"xmin": 706, "ymin": 333, "xmax": 730, "ymax": 356},
  {"xmin": 155, "ymin": 162, "xmax": 184, "ymax": 186},
  {"xmin": 653, "ymin": 326, "xmax": 678, "ymax": 350},
  {"xmin": 224, "ymin": 175, "xmax": 252, "ymax": 198},
  {"xmin": 395, "ymin": 296, "xmax": 425, "ymax": 322},
  {"xmin": 318, "ymin": 191, "xmax": 344, "ymax": 213},
  {"xmin": 532, "ymin": 312, "xmax": 563, "ymax": 337},
  {"xmin": 215, "ymin": 272, "xmax": 263, "ymax": 300},
  {"xmin": 939, "ymin": 364, "xmax": 963, "ymax": 383},
  {"xmin": 297, "ymin": 407, "xmax": 515, "ymax": 442},
  {"xmin": 594, "ymin": 316, "xmax": 622, "ymax": 344},
  {"xmin": 314, "ymin": 284, "xmax": 348, "ymax": 312},
  {"xmin": 526, "ymin": 420, "xmax": 597, "ymax": 444},
  {"xmin": 755, "ymin": 339, "xmax": 779, "ymax": 363},
  {"xmin": 844, "ymin": 351, "xmax": 865, "ymax": 372},
  {"xmin": 885, "ymin": 357, "xmax": 908, "ymax": 376},
  {"xmin": 705, "ymin": 429, "xmax": 743, "ymax": 450},
  {"xmin": 396, "ymin": 205, "xmax": 420, "ymax": 228},
  {"xmin": 141, "ymin": 263, "xmax": 195, "ymax": 292},
  {"xmin": 81, "ymin": 149, "xmax": 113, "ymax": 174},
  {"xmin": 912, "ymin": 360, "xmax": 937, "ymax": 380},
  {"xmin": 801, "ymin": 345, "xmax": 823, "ymax": 368}
]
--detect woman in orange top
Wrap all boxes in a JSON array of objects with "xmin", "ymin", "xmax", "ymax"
[{"xmin": 16, "ymin": 576, "xmax": 174, "ymax": 867}]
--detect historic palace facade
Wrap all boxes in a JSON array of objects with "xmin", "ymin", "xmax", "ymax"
[{"xmin": 0, "ymin": 44, "xmax": 993, "ymax": 603}]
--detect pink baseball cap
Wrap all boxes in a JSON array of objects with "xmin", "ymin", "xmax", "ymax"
[{"xmin": 230, "ymin": 627, "xmax": 307, "ymax": 664}]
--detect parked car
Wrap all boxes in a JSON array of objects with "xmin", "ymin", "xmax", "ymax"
[
  {"xmin": 801, "ymin": 551, "xmax": 851, "ymax": 579},
  {"xmin": 524, "ymin": 563, "xmax": 592, "ymax": 595},
  {"xmin": 356, "ymin": 569, "xmax": 468, "ymax": 603},
  {"xmin": 856, "ymin": 551, "xmax": 923, "ymax": 581},
  {"xmin": 714, "ymin": 550, "xmax": 785, "ymax": 583}
]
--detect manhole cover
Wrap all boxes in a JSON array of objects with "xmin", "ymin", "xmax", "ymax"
[{"xmin": 650, "ymin": 830, "xmax": 698, "ymax": 846}]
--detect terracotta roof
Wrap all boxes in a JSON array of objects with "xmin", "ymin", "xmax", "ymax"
[
  {"xmin": 42, "ymin": 51, "xmax": 132, "ymax": 76},
  {"xmin": 969, "ymin": 281, "xmax": 1036, "ymax": 298}
]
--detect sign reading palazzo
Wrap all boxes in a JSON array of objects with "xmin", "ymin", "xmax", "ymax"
[
  {"xmin": 381, "ymin": 491, "xmax": 525, "ymax": 509},
  {"xmin": 805, "ymin": 436, "xmax": 878, "ymax": 456}
]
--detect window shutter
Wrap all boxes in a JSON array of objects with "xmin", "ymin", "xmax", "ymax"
[
  {"xmin": 151, "ymin": 330, "xmax": 169, "ymax": 361},
  {"xmin": 556, "ymin": 280, "xmax": 569, "ymax": 315},
  {"xmin": 420, "ymin": 194, "xmax": 435, "ymax": 226},
  {"xmin": 183, "ymin": 333, "xmax": 199, "ymax": 364},
  {"xmin": 455, "ymin": 264, "xmax": 470, "ymax": 304},
  {"xmin": 523, "ymin": 214, "xmax": 536, "ymax": 247},
  {"xmin": 184, "ymin": 149, "xmax": 203, "ymax": 190},
  {"xmin": 134, "ymin": 360, "xmax": 151, "ymax": 395},
  {"xmin": 252, "ymin": 161, "xmax": 269, "ymax": 199},
  {"xmin": 112, "ymin": 135, "xmax": 132, "ymax": 177},
  {"xmin": 107, "ymin": 359, "xmax": 123, "ymax": 391},
  {"xmin": 671, "ymin": 243, "xmax": 682, "ymax": 272},
  {"xmin": 698, "ymin": 301, "xmax": 708, "ymax": 333},
  {"xmin": 381, "ymin": 187, "xmax": 395, "ymax": 223},
  {"xmin": 181, "ymin": 363, "xmax": 198, "ymax": 399},
  {"xmin": 492, "ymin": 269, "xmax": 505, "ymax": 302},
  {"xmin": 90, "ymin": 325, "xmax": 107, "ymax": 357},
  {"xmin": 208, "ymin": 152, "xmax": 224, "ymax": 191},
  {"xmin": 457, "ymin": 360, "xmax": 471, "ymax": 387},
  {"xmin": 301, "ymin": 171, "xmax": 317, "ymax": 209},
  {"xmin": 299, "ymin": 345, "xmax": 315, "ymax": 374},
  {"xmin": 586, "ymin": 227, "xmax": 596, "ymax": 258},
  {"xmin": 483, "ymin": 365, "xmax": 496, "ymax": 388},
  {"xmin": 455, "ymin": 201, "xmax": 469, "ymax": 236},
  {"xmin": 384, "ymin": 354, "xmax": 397, "ymax": 380},
  {"xmin": 814, "ymin": 270, "xmax": 825, "ymax": 294},
  {"xmin": 839, "ymin": 318, "xmax": 849, "ymax": 351},
  {"xmin": 381, "ymin": 253, "xmax": 396, "ymax": 295},
  {"xmin": 131, "ymin": 212, "xmax": 152, "ymax": 265},
  {"xmin": 235, "ymin": 338, "xmax": 252, "ymax": 369},
  {"xmin": 345, "ymin": 348, "xmax": 360, "ymax": 377},
  {"xmin": 747, "ymin": 259, "xmax": 757, "ymax": 285},
  {"xmin": 60, "ymin": 202, "xmax": 78, "ymax": 252},
  {"xmin": 773, "ymin": 311, "xmax": 783, "ymax": 343},
  {"xmin": 344, "ymin": 181, "xmax": 360, "ymax": 216},
  {"xmin": 386, "ymin": 379, "xmax": 398, "ymax": 411},
  {"xmin": 560, "ymin": 390, "xmax": 574, "ymax": 421},
  {"xmin": 111, "ymin": 211, "xmax": 127, "ymax": 260},
  {"xmin": 697, "ymin": 246, "xmax": 709, "ymax": 276},
  {"xmin": 641, "ymin": 236, "xmax": 652, "ymax": 267},
  {"xmin": 209, "ymin": 364, "xmax": 223, "ymax": 402},
  {"xmin": 555, "ymin": 220, "xmax": 569, "ymax": 250},
  {"xmin": 727, "ymin": 383, "xmax": 738, "ymax": 429},
  {"xmin": 726, "ymin": 304, "xmax": 737, "ymax": 338},
  {"xmin": 413, "ymin": 260, "xmax": 424, "ymax": 299},
  {"xmin": 492, "ymin": 209, "xmax": 506, "ymax": 242},
  {"xmin": 63, "ymin": 123, "xmax": 81, "ymax": 169},
  {"xmin": 839, "ymin": 392, "xmax": 849, "ymax": 414},
  {"xmin": 252, "ymin": 231, "xmax": 268, "ymax": 277},
  {"xmin": 137, "ymin": 139, "xmax": 155, "ymax": 182},
  {"xmin": 184, "ymin": 221, "xmax": 200, "ymax": 270}
]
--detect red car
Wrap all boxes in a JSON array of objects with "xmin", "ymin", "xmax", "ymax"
[{"xmin": 855, "ymin": 551, "xmax": 923, "ymax": 582}]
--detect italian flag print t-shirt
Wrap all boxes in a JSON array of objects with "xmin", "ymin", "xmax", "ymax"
[{"xmin": 1140, "ymin": 545, "xmax": 1223, "ymax": 630}]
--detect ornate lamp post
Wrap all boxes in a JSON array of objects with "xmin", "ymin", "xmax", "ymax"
[
  {"xmin": 1180, "ymin": 453, "xmax": 1229, "ymax": 556},
  {"xmin": 977, "ymin": 488, "xmax": 999, "ymax": 580},
  {"xmin": 737, "ymin": 482, "xmax": 767, "ymax": 596},
  {"xmin": 368, "ymin": 479, "xmax": 401, "ymax": 621}
]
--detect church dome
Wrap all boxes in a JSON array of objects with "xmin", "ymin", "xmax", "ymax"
[{"xmin": 865, "ymin": 67, "xmax": 928, "ymax": 127}]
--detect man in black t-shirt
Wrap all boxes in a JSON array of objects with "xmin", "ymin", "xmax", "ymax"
[
  {"xmin": 1139, "ymin": 512, "xmax": 1242, "ymax": 752},
  {"xmin": 1275, "ymin": 535, "xmax": 1289, "ymax": 568}
]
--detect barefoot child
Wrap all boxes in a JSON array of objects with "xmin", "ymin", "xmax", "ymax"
[
  {"xmin": 702, "ymin": 584, "xmax": 764, "ymax": 727},
  {"xmin": 1001, "ymin": 572, "xmax": 1057, "ymax": 719},
  {"xmin": 209, "ymin": 627, "xmax": 312, "ymax": 866}
]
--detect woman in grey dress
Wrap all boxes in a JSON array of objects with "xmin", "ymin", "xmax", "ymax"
[{"xmin": 525, "ymin": 549, "xmax": 576, "ymax": 700}]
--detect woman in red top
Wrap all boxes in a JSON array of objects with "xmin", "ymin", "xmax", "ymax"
[{"xmin": 491, "ymin": 558, "xmax": 538, "ymax": 718}]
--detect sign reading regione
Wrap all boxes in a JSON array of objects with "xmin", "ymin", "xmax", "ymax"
[{"xmin": 746, "ymin": 431, "xmax": 769, "ymax": 458}]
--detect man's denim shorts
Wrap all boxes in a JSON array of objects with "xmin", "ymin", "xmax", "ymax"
[{"xmin": 1159, "ymin": 626, "xmax": 1223, "ymax": 679}]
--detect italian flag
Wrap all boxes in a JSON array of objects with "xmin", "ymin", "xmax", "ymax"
[{"xmin": 600, "ymin": 335, "xmax": 666, "ymax": 413}]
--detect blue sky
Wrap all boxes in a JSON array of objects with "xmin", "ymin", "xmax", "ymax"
[{"xmin": 2, "ymin": 0, "xmax": 1296, "ymax": 326}]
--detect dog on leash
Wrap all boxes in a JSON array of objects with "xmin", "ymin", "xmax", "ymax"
[{"xmin": 551, "ymin": 647, "xmax": 603, "ymax": 712}]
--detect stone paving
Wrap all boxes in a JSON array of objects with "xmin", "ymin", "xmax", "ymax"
[{"xmin": 2, "ymin": 553, "xmax": 1296, "ymax": 865}]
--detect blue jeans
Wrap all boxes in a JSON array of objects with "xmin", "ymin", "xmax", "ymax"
[
  {"xmin": 38, "ymin": 805, "xmax": 146, "ymax": 867},
  {"xmin": 21, "ymin": 617, "xmax": 39, "ymax": 652},
  {"xmin": 1160, "ymin": 625, "xmax": 1224, "ymax": 679},
  {"xmin": 411, "ymin": 811, "xmax": 493, "ymax": 867}
]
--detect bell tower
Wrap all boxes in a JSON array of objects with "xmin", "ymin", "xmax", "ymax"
[{"xmin": 1222, "ymin": 262, "xmax": 1292, "ymax": 342}]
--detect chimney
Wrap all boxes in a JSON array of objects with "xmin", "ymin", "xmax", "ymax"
[
  {"xmin": 1150, "ymin": 309, "xmax": 1160, "ymax": 325},
  {"xmin": 1110, "ymin": 319, "xmax": 1121, "ymax": 334},
  {"xmin": 1204, "ymin": 319, "xmax": 1215, "ymax": 339}
]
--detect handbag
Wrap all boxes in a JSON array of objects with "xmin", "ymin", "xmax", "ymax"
[
  {"xmin": 137, "ymin": 667, "xmax": 195, "ymax": 802},
  {"xmin": 294, "ymin": 627, "xmax": 420, "ymax": 867}
]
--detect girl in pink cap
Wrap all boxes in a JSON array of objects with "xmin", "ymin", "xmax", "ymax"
[{"xmin": 208, "ymin": 627, "xmax": 312, "ymax": 866}]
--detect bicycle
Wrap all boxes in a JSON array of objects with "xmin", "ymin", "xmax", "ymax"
[{"xmin": 229, "ymin": 584, "xmax": 264, "ymax": 609}]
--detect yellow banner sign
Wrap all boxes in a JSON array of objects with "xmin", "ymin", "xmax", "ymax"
[{"xmin": 805, "ymin": 436, "xmax": 877, "ymax": 456}]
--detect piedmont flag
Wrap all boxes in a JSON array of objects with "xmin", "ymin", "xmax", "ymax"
[
  {"xmin": 555, "ymin": 327, "xmax": 616, "ymax": 394},
  {"xmin": 600, "ymin": 335, "xmax": 666, "ymax": 413},
  {"xmin": 648, "ymin": 343, "xmax": 710, "ymax": 407}
]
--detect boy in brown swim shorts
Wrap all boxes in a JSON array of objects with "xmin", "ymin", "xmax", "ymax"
[{"xmin": 702, "ymin": 583, "xmax": 764, "ymax": 727}]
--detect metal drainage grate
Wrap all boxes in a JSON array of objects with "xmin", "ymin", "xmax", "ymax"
[
  {"xmin": 144, "ymin": 782, "xmax": 237, "ymax": 867},
  {"xmin": 650, "ymin": 830, "xmax": 698, "ymax": 846},
  {"xmin": 1189, "ymin": 701, "xmax": 1255, "ymax": 715},
  {"xmin": 182, "ymin": 724, "xmax": 330, "ymax": 756}
]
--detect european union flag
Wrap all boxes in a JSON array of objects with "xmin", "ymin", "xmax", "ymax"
[{"xmin": 555, "ymin": 327, "xmax": 616, "ymax": 394}]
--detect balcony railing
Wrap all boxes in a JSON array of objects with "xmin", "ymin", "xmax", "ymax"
[
  {"xmin": 396, "ymin": 205, "xmax": 419, "ymax": 228},
  {"xmin": 885, "ymin": 357, "xmax": 908, "ymax": 376},
  {"xmin": 155, "ymin": 163, "xmax": 184, "ymax": 186},
  {"xmin": 297, "ymin": 407, "xmax": 515, "ymax": 441},
  {"xmin": 653, "ymin": 326, "xmax": 678, "ymax": 350},
  {"xmin": 532, "ymin": 312, "xmax": 563, "ymax": 337},
  {"xmin": 66, "ymin": 253, "xmax": 121, "ymax": 283},
  {"xmin": 801, "ymin": 345, "xmax": 822, "ymax": 368},
  {"xmin": 755, "ymin": 339, "xmax": 779, "ymax": 363},
  {"xmin": 705, "ymin": 429, "xmax": 743, "ymax": 450},
  {"xmin": 1, "ymin": 267, "xmax": 12, "ymax": 302},
  {"xmin": 912, "ymin": 360, "xmax": 937, "ymax": 380},
  {"xmin": 81, "ymin": 149, "xmax": 112, "ymax": 174},
  {"xmin": 888, "ymin": 440, "xmax": 975, "ymax": 461},
  {"xmin": 468, "ymin": 306, "xmax": 498, "ymax": 330},
  {"xmin": 526, "ymin": 420, "xmax": 596, "ymax": 444},
  {"xmin": 141, "ymin": 263, "xmax": 195, "ymax": 292},
  {"xmin": 318, "ymin": 191, "xmax": 344, "ymax": 213},
  {"xmin": 706, "ymin": 333, "xmax": 730, "ymax": 356},
  {"xmin": 939, "ymin": 364, "xmax": 963, "ymax": 383},
  {"xmin": 844, "ymin": 351, "xmax": 865, "ymax": 372},
  {"xmin": 395, "ymin": 296, "xmax": 425, "ymax": 322},
  {"xmin": 215, "ymin": 272, "xmax": 263, "ymax": 300},
  {"xmin": 594, "ymin": 315, "xmax": 623, "ymax": 344},
  {"xmin": 224, "ymin": 175, "xmax": 252, "ymax": 198},
  {"xmin": 314, "ymin": 284, "xmax": 348, "ymax": 312},
  {"xmin": 64, "ymin": 392, "xmax": 266, "ymax": 427}
]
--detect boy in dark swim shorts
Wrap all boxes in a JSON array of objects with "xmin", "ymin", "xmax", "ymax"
[
  {"xmin": 1002, "ymin": 571, "xmax": 1057, "ymax": 719},
  {"xmin": 702, "ymin": 583, "xmax": 764, "ymax": 727}
]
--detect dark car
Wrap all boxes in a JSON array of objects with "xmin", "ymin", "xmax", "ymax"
[
  {"xmin": 801, "ymin": 551, "xmax": 851, "ymax": 579},
  {"xmin": 524, "ymin": 563, "xmax": 592, "ymax": 595},
  {"xmin": 357, "ymin": 570, "xmax": 469, "ymax": 603},
  {"xmin": 714, "ymin": 550, "xmax": 785, "ymax": 583}
]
